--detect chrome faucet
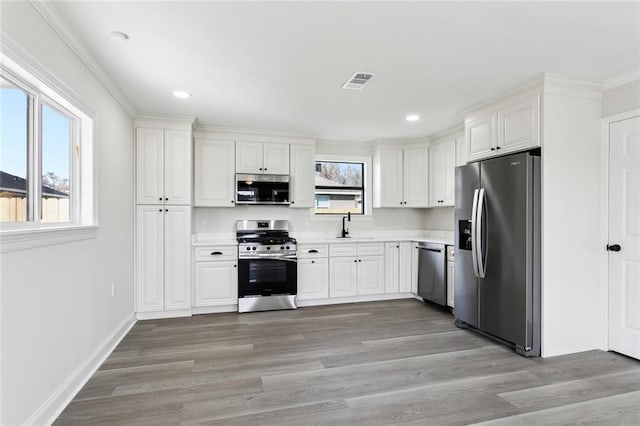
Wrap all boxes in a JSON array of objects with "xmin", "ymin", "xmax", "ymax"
[{"xmin": 341, "ymin": 212, "xmax": 351, "ymax": 238}]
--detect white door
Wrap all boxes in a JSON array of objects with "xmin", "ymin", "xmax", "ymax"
[
  {"xmin": 298, "ymin": 258, "xmax": 329, "ymax": 300},
  {"xmin": 194, "ymin": 139, "xmax": 236, "ymax": 207},
  {"xmin": 136, "ymin": 128, "xmax": 164, "ymax": 204},
  {"xmin": 385, "ymin": 243, "xmax": 399, "ymax": 293},
  {"xmin": 164, "ymin": 130, "xmax": 192, "ymax": 205},
  {"xmin": 374, "ymin": 148, "xmax": 404, "ymax": 207},
  {"xmin": 164, "ymin": 206, "xmax": 191, "ymax": 310},
  {"xmin": 194, "ymin": 261, "xmax": 238, "ymax": 307},
  {"xmin": 404, "ymin": 147, "xmax": 429, "ymax": 207},
  {"xmin": 609, "ymin": 115, "xmax": 640, "ymax": 360},
  {"xmin": 329, "ymin": 256, "xmax": 358, "ymax": 297},
  {"xmin": 263, "ymin": 143, "xmax": 290, "ymax": 175},
  {"xmin": 466, "ymin": 113, "xmax": 497, "ymax": 161},
  {"xmin": 357, "ymin": 256, "xmax": 385, "ymax": 295},
  {"xmin": 136, "ymin": 206, "xmax": 164, "ymax": 312},
  {"xmin": 236, "ymin": 141, "xmax": 264, "ymax": 174},
  {"xmin": 290, "ymin": 144, "xmax": 315, "ymax": 208},
  {"xmin": 399, "ymin": 242, "xmax": 413, "ymax": 292}
]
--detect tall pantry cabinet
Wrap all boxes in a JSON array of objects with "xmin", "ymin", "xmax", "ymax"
[{"xmin": 135, "ymin": 117, "xmax": 195, "ymax": 319}]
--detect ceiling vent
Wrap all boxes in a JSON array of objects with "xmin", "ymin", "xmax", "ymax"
[{"xmin": 342, "ymin": 71, "xmax": 374, "ymax": 90}]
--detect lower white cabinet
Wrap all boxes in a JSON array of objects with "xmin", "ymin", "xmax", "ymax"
[
  {"xmin": 136, "ymin": 205, "xmax": 191, "ymax": 313},
  {"xmin": 193, "ymin": 246, "xmax": 238, "ymax": 307},
  {"xmin": 298, "ymin": 258, "xmax": 329, "ymax": 300},
  {"xmin": 329, "ymin": 243, "xmax": 385, "ymax": 297},
  {"xmin": 384, "ymin": 242, "xmax": 413, "ymax": 293},
  {"xmin": 357, "ymin": 256, "xmax": 385, "ymax": 295},
  {"xmin": 399, "ymin": 242, "xmax": 413, "ymax": 292},
  {"xmin": 329, "ymin": 256, "xmax": 358, "ymax": 297},
  {"xmin": 411, "ymin": 242, "xmax": 419, "ymax": 294}
]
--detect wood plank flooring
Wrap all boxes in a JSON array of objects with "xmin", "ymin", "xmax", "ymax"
[{"xmin": 54, "ymin": 300, "xmax": 640, "ymax": 425}]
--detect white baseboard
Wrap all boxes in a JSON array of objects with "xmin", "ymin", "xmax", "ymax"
[
  {"xmin": 192, "ymin": 305, "xmax": 238, "ymax": 315},
  {"xmin": 26, "ymin": 312, "xmax": 136, "ymax": 426},
  {"xmin": 297, "ymin": 292, "xmax": 415, "ymax": 307},
  {"xmin": 136, "ymin": 309, "xmax": 192, "ymax": 320}
]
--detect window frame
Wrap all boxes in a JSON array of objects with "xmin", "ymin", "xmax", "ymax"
[
  {"xmin": 0, "ymin": 49, "xmax": 97, "ymax": 252},
  {"xmin": 311, "ymin": 154, "xmax": 373, "ymax": 219}
]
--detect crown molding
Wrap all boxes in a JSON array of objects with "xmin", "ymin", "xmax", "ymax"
[
  {"xmin": 603, "ymin": 69, "xmax": 640, "ymax": 91},
  {"xmin": 28, "ymin": 0, "xmax": 137, "ymax": 117}
]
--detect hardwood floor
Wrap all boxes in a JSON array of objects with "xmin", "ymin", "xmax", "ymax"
[{"xmin": 55, "ymin": 300, "xmax": 640, "ymax": 425}]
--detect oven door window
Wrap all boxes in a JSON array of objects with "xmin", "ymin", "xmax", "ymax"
[
  {"xmin": 238, "ymin": 258, "xmax": 297, "ymax": 297},
  {"xmin": 237, "ymin": 181, "xmax": 289, "ymax": 203}
]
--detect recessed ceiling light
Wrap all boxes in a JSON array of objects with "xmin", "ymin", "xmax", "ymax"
[
  {"xmin": 173, "ymin": 90, "xmax": 191, "ymax": 99},
  {"xmin": 109, "ymin": 31, "xmax": 129, "ymax": 45},
  {"xmin": 406, "ymin": 115, "xmax": 420, "ymax": 122}
]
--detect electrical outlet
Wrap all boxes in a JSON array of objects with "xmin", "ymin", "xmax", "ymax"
[{"xmin": 111, "ymin": 283, "xmax": 115, "ymax": 297}]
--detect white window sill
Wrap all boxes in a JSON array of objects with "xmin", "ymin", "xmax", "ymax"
[{"xmin": 0, "ymin": 225, "xmax": 99, "ymax": 253}]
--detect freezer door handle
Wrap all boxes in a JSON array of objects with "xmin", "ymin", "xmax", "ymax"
[
  {"xmin": 471, "ymin": 189, "xmax": 480, "ymax": 277},
  {"xmin": 477, "ymin": 188, "xmax": 487, "ymax": 278}
]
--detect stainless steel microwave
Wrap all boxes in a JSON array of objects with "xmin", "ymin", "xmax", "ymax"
[{"xmin": 236, "ymin": 174, "xmax": 290, "ymax": 205}]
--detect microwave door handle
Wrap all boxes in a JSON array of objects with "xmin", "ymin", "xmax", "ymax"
[
  {"xmin": 476, "ymin": 188, "xmax": 487, "ymax": 279},
  {"xmin": 471, "ymin": 189, "xmax": 480, "ymax": 278}
]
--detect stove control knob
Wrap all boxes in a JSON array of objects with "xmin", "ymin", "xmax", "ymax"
[
  {"xmin": 252, "ymin": 247, "xmax": 257, "ymax": 251},
  {"xmin": 280, "ymin": 246, "xmax": 285, "ymax": 250},
  {"xmin": 246, "ymin": 247, "xmax": 251, "ymax": 251},
  {"xmin": 286, "ymin": 246, "xmax": 290, "ymax": 250},
  {"xmin": 266, "ymin": 246, "xmax": 271, "ymax": 250}
]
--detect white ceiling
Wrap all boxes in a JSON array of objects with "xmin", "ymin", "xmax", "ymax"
[{"xmin": 52, "ymin": 1, "xmax": 640, "ymax": 141}]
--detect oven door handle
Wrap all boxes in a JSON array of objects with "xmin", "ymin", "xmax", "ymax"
[{"xmin": 240, "ymin": 255, "xmax": 298, "ymax": 263}]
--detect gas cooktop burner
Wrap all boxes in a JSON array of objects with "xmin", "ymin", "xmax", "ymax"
[{"xmin": 237, "ymin": 237, "xmax": 296, "ymax": 245}]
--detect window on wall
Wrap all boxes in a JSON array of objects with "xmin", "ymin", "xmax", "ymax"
[
  {"xmin": 314, "ymin": 160, "xmax": 365, "ymax": 215},
  {"xmin": 0, "ymin": 52, "xmax": 93, "ymax": 233}
]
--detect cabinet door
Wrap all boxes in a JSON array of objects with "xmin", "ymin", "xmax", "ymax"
[
  {"xmin": 290, "ymin": 144, "xmax": 315, "ymax": 208},
  {"xmin": 441, "ymin": 139, "xmax": 456, "ymax": 206},
  {"xmin": 164, "ymin": 206, "xmax": 191, "ymax": 310},
  {"xmin": 357, "ymin": 256, "xmax": 385, "ymax": 295},
  {"xmin": 411, "ymin": 243, "xmax": 419, "ymax": 294},
  {"xmin": 236, "ymin": 141, "xmax": 264, "ymax": 174},
  {"xmin": 136, "ymin": 206, "xmax": 164, "ymax": 312},
  {"xmin": 329, "ymin": 256, "xmax": 358, "ymax": 297},
  {"xmin": 428, "ymin": 143, "xmax": 444, "ymax": 207},
  {"xmin": 164, "ymin": 130, "xmax": 192, "ymax": 205},
  {"xmin": 499, "ymin": 95, "xmax": 540, "ymax": 154},
  {"xmin": 403, "ymin": 147, "xmax": 429, "ymax": 207},
  {"xmin": 194, "ymin": 261, "xmax": 238, "ymax": 307},
  {"xmin": 399, "ymin": 242, "xmax": 413, "ymax": 292},
  {"xmin": 194, "ymin": 139, "xmax": 236, "ymax": 207},
  {"xmin": 447, "ymin": 261, "xmax": 455, "ymax": 308},
  {"xmin": 385, "ymin": 243, "xmax": 399, "ymax": 293},
  {"xmin": 466, "ymin": 113, "xmax": 497, "ymax": 162},
  {"xmin": 374, "ymin": 148, "xmax": 404, "ymax": 207},
  {"xmin": 263, "ymin": 143, "xmax": 290, "ymax": 175},
  {"xmin": 136, "ymin": 128, "xmax": 164, "ymax": 204},
  {"xmin": 298, "ymin": 258, "xmax": 329, "ymax": 300},
  {"xmin": 455, "ymin": 134, "xmax": 467, "ymax": 166}
]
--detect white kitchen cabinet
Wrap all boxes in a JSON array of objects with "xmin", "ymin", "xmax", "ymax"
[
  {"xmin": 399, "ymin": 242, "xmax": 413, "ymax": 292},
  {"xmin": 236, "ymin": 141, "xmax": 290, "ymax": 175},
  {"xmin": 465, "ymin": 95, "xmax": 540, "ymax": 162},
  {"xmin": 298, "ymin": 258, "xmax": 329, "ymax": 300},
  {"xmin": 289, "ymin": 144, "xmax": 315, "ymax": 208},
  {"xmin": 357, "ymin": 256, "xmax": 385, "ymax": 295},
  {"xmin": 385, "ymin": 243, "xmax": 400, "ymax": 293},
  {"xmin": 446, "ymin": 245, "xmax": 455, "ymax": 308},
  {"xmin": 429, "ymin": 137, "xmax": 456, "ymax": 207},
  {"xmin": 455, "ymin": 134, "xmax": 467, "ymax": 166},
  {"xmin": 194, "ymin": 139, "xmax": 236, "ymax": 207},
  {"xmin": 411, "ymin": 242, "xmax": 419, "ymax": 294},
  {"xmin": 136, "ymin": 205, "xmax": 191, "ymax": 313},
  {"xmin": 373, "ymin": 146, "xmax": 429, "ymax": 208},
  {"xmin": 194, "ymin": 261, "xmax": 238, "ymax": 307},
  {"xmin": 136, "ymin": 128, "xmax": 191, "ymax": 205},
  {"xmin": 329, "ymin": 256, "xmax": 358, "ymax": 297}
]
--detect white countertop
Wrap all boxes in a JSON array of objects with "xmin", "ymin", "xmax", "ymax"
[{"xmin": 192, "ymin": 230, "xmax": 454, "ymax": 246}]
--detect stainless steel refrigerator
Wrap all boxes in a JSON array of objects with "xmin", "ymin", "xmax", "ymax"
[{"xmin": 454, "ymin": 151, "xmax": 541, "ymax": 357}]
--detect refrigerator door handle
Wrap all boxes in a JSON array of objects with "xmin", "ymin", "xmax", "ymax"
[
  {"xmin": 477, "ymin": 188, "xmax": 487, "ymax": 278},
  {"xmin": 471, "ymin": 189, "xmax": 480, "ymax": 277}
]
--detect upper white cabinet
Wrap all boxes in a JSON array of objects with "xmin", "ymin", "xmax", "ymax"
[
  {"xmin": 373, "ymin": 145, "xmax": 429, "ymax": 208},
  {"xmin": 465, "ymin": 95, "xmax": 541, "ymax": 162},
  {"xmin": 236, "ymin": 141, "xmax": 290, "ymax": 175},
  {"xmin": 289, "ymin": 144, "xmax": 315, "ymax": 208},
  {"xmin": 429, "ymin": 137, "xmax": 456, "ymax": 207},
  {"xmin": 455, "ymin": 134, "xmax": 467, "ymax": 167},
  {"xmin": 194, "ymin": 139, "xmax": 236, "ymax": 207},
  {"xmin": 136, "ymin": 127, "xmax": 191, "ymax": 205}
]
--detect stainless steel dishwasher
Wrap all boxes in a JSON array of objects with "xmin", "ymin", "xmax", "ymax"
[{"xmin": 417, "ymin": 242, "xmax": 447, "ymax": 306}]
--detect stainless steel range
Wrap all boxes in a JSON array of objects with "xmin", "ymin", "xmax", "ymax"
[{"xmin": 236, "ymin": 220, "xmax": 298, "ymax": 313}]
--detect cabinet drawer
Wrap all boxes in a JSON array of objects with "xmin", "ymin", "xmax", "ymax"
[
  {"xmin": 357, "ymin": 242, "xmax": 385, "ymax": 257},
  {"xmin": 298, "ymin": 244, "xmax": 329, "ymax": 258},
  {"xmin": 447, "ymin": 245, "xmax": 455, "ymax": 261},
  {"xmin": 194, "ymin": 245, "xmax": 237, "ymax": 262},
  {"xmin": 329, "ymin": 243, "xmax": 358, "ymax": 257}
]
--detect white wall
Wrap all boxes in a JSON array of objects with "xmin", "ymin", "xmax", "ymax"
[
  {"xmin": 541, "ymin": 90, "xmax": 603, "ymax": 357},
  {"xmin": 422, "ymin": 207, "xmax": 454, "ymax": 231},
  {"xmin": 0, "ymin": 3, "xmax": 135, "ymax": 425},
  {"xmin": 602, "ymin": 79, "xmax": 640, "ymax": 117}
]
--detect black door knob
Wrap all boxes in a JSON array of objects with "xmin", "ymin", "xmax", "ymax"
[{"xmin": 607, "ymin": 244, "xmax": 621, "ymax": 252}]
